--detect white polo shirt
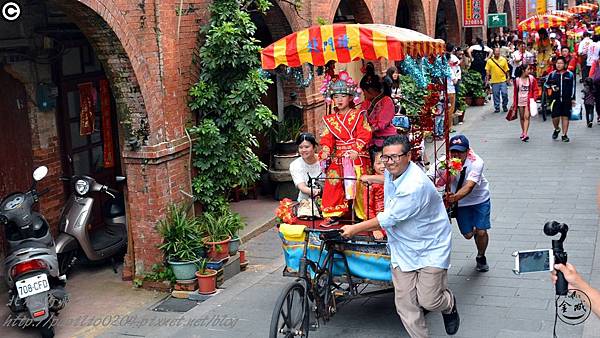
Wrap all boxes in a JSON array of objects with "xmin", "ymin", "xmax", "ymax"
[{"xmin": 450, "ymin": 150, "xmax": 490, "ymax": 207}]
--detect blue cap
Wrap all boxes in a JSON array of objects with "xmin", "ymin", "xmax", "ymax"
[{"xmin": 449, "ymin": 135, "xmax": 469, "ymax": 152}]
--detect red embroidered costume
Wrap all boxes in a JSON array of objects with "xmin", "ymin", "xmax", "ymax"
[{"xmin": 319, "ymin": 108, "xmax": 372, "ymax": 218}]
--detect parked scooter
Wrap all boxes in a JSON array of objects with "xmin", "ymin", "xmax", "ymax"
[
  {"xmin": 1, "ymin": 166, "xmax": 68, "ymax": 338},
  {"xmin": 55, "ymin": 175, "xmax": 127, "ymax": 275}
]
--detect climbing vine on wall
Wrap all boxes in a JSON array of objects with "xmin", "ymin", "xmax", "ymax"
[{"xmin": 188, "ymin": 0, "xmax": 276, "ymax": 211}]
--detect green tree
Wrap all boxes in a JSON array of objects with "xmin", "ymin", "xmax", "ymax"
[{"xmin": 188, "ymin": 0, "xmax": 276, "ymax": 211}]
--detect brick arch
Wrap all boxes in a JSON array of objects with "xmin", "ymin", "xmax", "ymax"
[
  {"xmin": 394, "ymin": 0, "xmax": 427, "ymax": 34},
  {"xmin": 329, "ymin": 0, "xmax": 375, "ymax": 24},
  {"xmin": 48, "ymin": 0, "xmax": 154, "ymax": 147},
  {"xmin": 260, "ymin": 2, "xmax": 295, "ymax": 43},
  {"xmin": 434, "ymin": 0, "xmax": 461, "ymax": 46}
]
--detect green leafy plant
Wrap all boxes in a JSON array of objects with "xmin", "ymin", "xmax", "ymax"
[
  {"xmin": 461, "ymin": 70, "xmax": 485, "ymax": 98},
  {"xmin": 272, "ymin": 118, "xmax": 303, "ymax": 143},
  {"xmin": 156, "ymin": 204, "xmax": 204, "ymax": 262},
  {"xmin": 188, "ymin": 0, "xmax": 276, "ymax": 212},
  {"xmin": 143, "ymin": 264, "xmax": 177, "ymax": 284},
  {"xmin": 199, "ymin": 207, "xmax": 237, "ymax": 243},
  {"xmin": 398, "ymin": 74, "xmax": 428, "ymax": 116},
  {"xmin": 133, "ymin": 278, "xmax": 143, "ymax": 288},
  {"xmin": 197, "ymin": 258, "xmax": 209, "ymax": 275}
]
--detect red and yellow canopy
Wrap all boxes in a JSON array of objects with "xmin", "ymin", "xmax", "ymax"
[
  {"xmin": 260, "ymin": 24, "xmax": 445, "ymax": 70},
  {"xmin": 569, "ymin": 4, "xmax": 596, "ymax": 14},
  {"xmin": 518, "ymin": 15, "xmax": 567, "ymax": 31},
  {"xmin": 550, "ymin": 10, "xmax": 575, "ymax": 18}
]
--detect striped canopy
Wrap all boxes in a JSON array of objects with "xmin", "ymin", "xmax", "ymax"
[
  {"xmin": 518, "ymin": 15, "xmax": 567, "ymax": 31},
  {"xmin": 260, "ymin": 24, "xmax": 445, "ymax": 70},
  {"xmin": 550, "ymin": 10, "xmax": 575, "ymax": 18},
  {"xmin": 569, "ymin": 4, "xmax": 595, "ymax": 14}
]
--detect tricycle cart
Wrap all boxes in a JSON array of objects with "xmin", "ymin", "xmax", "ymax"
[{"xmin": 261, "ymin": 23, "xmax": 451, "ymax": 337}]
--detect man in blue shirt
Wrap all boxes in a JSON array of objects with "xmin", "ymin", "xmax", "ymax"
[{"xmin": 341, "ymin": 135, "xmax": 459, "ymax": 337}]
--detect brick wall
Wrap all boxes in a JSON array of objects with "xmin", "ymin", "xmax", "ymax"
[{"xmin": 1, "ymin": 0, "xmax": 514, "ymax": 280}]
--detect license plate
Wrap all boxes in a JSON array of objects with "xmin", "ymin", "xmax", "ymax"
[{"xmin": 16, "ymin": 274, "xmax": 50, "ymax": 299}]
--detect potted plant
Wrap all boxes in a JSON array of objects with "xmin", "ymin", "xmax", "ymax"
[
  {"xmin": 462, "ymin": 70, "xmax": 485, "ymax": 106},
  {"xmin": 156, "ymin": 204, "xmax": 204, "ymax": 280},
  {"xmin": 195, "ymin": 258, "xmax": 217, "ymax": 295},
  {"xmin": 472, "ymin": 87, "xmax": 486, "ymax": 106},
  {"xmin": 222, "ymin": 210, "xmax": 245, "ymax": 256},
  {"xmin": 199, "ymin": 210, "xmax": 232, "ymax": 261},
  {"xmin": 272, "ymin": 118, "xmax": 303, "ymax": 156}
]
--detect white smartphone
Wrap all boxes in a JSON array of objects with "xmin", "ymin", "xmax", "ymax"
[{"xmin": 512, "ymin": 249, "xmax": 554, "ymax": 275}]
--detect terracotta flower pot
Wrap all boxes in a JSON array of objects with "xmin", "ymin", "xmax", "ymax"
[
  {"xmin": 473, "ymin": 97, "xmax": 485, "ymax": 106},
  {"xmin": 464, "ymin": 96, "xmax": 473, "ymax": 106},
  {"xmin": 195, "ymin": 270, "xmax": 217, "ymax": 295},
  {"xmin": 205, "ymin": 236, "xmax": 231, "ymax": 261},
  {"xmin": 239, "ymin": 250, "xmax": 247, "ymax": 263}
]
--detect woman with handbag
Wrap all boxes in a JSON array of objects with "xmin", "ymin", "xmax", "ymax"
[{"xmin": 511, "ymin": 65, "xmax": 539, "ymax": 142}]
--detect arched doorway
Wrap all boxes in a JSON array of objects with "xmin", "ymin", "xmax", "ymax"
[
  {"xmin": 487, "ymin": 0, "xmax": 499, "ymax": 43},
  {"xmin": 0, "ymin": 0, "xmax": 148, "ymax": 273},
  {"xmin": 396, "ymin": 0, "xmax": 427, "ymax": 34},
  {"xmin": 333, "ymin": 0, "xmax": 374, "ymax": 24},
  {"xmin": 435, "ymin": 0, "xmax": 461, "ymax": 46}
]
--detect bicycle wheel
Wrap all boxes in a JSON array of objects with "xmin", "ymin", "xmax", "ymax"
[{"xmin": 269, "ymin": 281, "xmax": 310, "ymax": 338}]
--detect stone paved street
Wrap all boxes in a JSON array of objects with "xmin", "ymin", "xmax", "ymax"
[{"xmin": 98, "ymin": 94, "xmax": 600, "ymax": 338}]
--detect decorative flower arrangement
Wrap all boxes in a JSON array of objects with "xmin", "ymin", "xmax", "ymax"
[
  {"xmin": 275, "ymin": 198, "xmax": 296, "ymax": 224},
  {"xmin": 438, "ymin": 157, "xmax": 463, "ymax": 176}
]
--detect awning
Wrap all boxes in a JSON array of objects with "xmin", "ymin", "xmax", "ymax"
[
  {"xmin": 550, "ymin": 10, "xmax": 575, "ymax": 18},
  {"xmin": 569, "ymin": 4, "xmax": 595, "ymax": 14},
  {"xmin": 260, "ymin": 24, "xmax": 445, "ymax": 70},
  {"xmin": 518, "ymin": 15, "xmax": 567, "ymax": 31}
]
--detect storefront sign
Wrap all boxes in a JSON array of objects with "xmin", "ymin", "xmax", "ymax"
[
  {"xmin": 99, "ymin": 79, "xmax": 114, "ymax": 168},
  {"xmin": 488, "ymin": 13, "xmax": 508, "ymax": 27},
  {"xmin": 516, "ymin": 0, "xmax": 527, "ymax": 24},
  {"xmin": 463, "ymin": 0, "xmax": 484, "ymax": 26},
  {"xmin": 537, "ymin": 0, "xmax": 547, "ymax": 14},
  {"xmin": 78, "ymin": 82, "xmax": 94, "ymax": 136}
]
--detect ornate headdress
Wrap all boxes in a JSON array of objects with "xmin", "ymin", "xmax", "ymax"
[{"xmin": 319, "ymin": 71, "xmax": 362, "ymax": 105}]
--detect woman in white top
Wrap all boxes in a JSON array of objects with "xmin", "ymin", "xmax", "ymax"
[{"xmin": 289, "ymin": 133, "xmax": 323, "ymax": 201}]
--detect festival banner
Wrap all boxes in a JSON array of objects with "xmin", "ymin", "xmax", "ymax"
[
  {"xmin": 537, "ymin": 0, "xmax": 547, "ymax": 14},
  {"xmin": 78, "ymin": 82, "xmax": 94, "ymax": 136},
  {"xmin": 99, "ymin": 79, "xmax": 115, "ymax": 168},
  {"xmin": 463, "ymin": 0, "xmax": 484, "ymax": 27},
  {"xmin": 516, "ymin": 0, "xmax": 527, "ymax": 23}
]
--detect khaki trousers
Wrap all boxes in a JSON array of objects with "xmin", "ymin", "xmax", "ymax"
[
  {"xmin": 448, "ymin": 93, "xmax": 456, "ymax": 126},
  {"xmin": 391, "ymin": 266, "xmax": 454, "ymax": 338}
]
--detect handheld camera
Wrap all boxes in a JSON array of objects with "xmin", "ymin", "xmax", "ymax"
[{"xmin": 544, "ymin": 221, "xmax": 569, "ymax": 296}]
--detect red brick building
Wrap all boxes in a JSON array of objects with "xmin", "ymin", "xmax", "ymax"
[{"xmin": 0, "ymin": 0, "xmax": 515, "ymax": 280}]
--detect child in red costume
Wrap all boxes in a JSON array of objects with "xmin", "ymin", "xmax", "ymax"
[
  {"xmin": 319, "ymin": 71, "xmax": 372, "ymax": 226},
  {"xmin": 364, "ymin": 151, "xmax": 385, "ymax": 239}
]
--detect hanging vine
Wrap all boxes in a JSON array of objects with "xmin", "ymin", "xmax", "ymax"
[{"xmin": 188, "ymin": 0, "xmax": 276, "ymax": 211}]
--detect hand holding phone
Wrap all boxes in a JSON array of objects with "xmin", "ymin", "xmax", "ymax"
[{"xmin": 513, "ymin": 249, "xmax": 554, "ymax": 274}]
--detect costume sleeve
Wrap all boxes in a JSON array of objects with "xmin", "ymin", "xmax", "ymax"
[
  {"xmin": 352, "ymin": 112, "xmax": 372, "ymax": 154},
  {"xmin": 370, "ymin": 98, "xmax": 396, "ymax": 132},
  {"xmin": 319, "ymin": 121, "xmax": 335, "ymax": 156}
]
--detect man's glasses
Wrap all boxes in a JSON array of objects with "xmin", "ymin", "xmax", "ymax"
[{"xmin": 380, "ymin": 152, "xmax": 408, "ymax": 163}]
